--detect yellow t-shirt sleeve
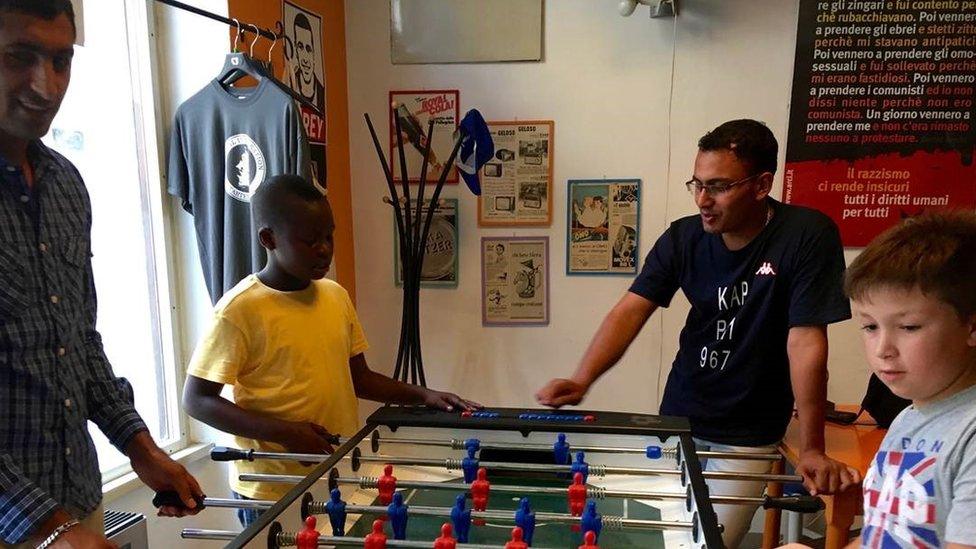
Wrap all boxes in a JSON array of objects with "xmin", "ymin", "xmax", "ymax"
[
  {"xmin": 186, "ymin": 313, "xmax": 250, "ymax": 386},
  {"xmin": 342, "ymin": 290, "xmax": 369, "ymax": 357}
]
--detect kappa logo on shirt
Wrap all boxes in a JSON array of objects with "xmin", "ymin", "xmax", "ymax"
[{"xmin": 755, "ymin": 261, "xmax": 777, "ymax": 276}]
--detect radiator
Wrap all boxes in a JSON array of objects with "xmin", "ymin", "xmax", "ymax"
[{"xmin": 104, "ymin": 510, "xmax": 148, "ymax": 549}]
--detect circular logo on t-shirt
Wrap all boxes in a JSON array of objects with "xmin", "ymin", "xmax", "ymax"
[{"xmin": 224, "ymin": 134, "xmax": 267, "ymax": 202}]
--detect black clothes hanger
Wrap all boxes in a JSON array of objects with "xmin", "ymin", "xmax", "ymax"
[{"xmin": 218, "ymin": 22, "xmax": 266, "ymax": 86}]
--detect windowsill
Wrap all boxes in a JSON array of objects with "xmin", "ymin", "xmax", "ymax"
[{"xmin": 102, "ymin": 442, "xmax": 213, "ymax": 504}]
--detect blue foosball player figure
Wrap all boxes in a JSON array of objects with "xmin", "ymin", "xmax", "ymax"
[
  {"xmin": 462, "ymin": 446, "xmax": 479, "ymax": 483},
  {"xmin": 450, "ymin": 494, "xmax": 472, "ymax": 543},
  {"xmin": 571, "ymin": 451, "xmax": 589, "ymax": 483},
  {"xmin": 514, "ymin": 497, "xmax": 536, "ymax": 545},
  {"xmin": 325, "ymin": 488, "xmax": 347, "ymax": 536},
  {"xmin": 580, "ymin": 501, "xmax": 602, "ymax": 542},
  {"xmin": 553, "ymin": 433, "xmax": 570, "ymax": 464},
  {"xmin": 387, "ymin": 492, "xmax": 409, "ymax": 540}
]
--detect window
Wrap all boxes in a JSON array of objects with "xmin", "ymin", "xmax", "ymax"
[{"xmin": 44, "ymin": 0, "xmax": 185, "ymax": 480}]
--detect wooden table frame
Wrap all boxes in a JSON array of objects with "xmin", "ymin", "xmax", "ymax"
[{"xmin": 761, "ymin": 407, "xmax": 886, "ymax": 549}]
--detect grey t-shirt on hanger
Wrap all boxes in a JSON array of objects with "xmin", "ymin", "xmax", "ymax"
[{"xmin": 167, "ymin": 78, "xmax": 311, "ymax": 304}]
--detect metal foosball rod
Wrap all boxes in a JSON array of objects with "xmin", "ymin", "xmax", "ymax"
[
  {"xmin": 212, "ymin": 446, "xmax": 801, "ymax": 484},
  {"xmin": 366, "ymin": 454, "xmax": 801, "ymax": 483},
  {"xmin": 238, "ymin": 473, "xmax": 823, "ymax": 513},
  {"xmin": 345, "ymin": 432, "xmax": 781, "ymax": 462},
  {"xmin": 180, "ymin": 528, "xmax": 554, "ymax": 549},
  {"xmin": 195, "ymin": 497, "xmax": 696, "ymax": 533}
]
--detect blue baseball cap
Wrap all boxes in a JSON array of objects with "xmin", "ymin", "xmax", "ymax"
[{"xmin": 454, "ymin": 109, "xmax": 494, "ymax": 195}]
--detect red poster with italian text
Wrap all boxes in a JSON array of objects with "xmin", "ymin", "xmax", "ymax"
[{"xmin": 783, "ymin": 0, "xmax": 976, "ymax": 247}]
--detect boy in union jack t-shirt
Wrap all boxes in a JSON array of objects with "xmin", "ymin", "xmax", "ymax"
[{"xmin": 843, "ymin": 212, "xmax": 976, "ymax": 549}]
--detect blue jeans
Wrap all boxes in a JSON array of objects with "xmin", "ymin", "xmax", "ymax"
[{"xmin": 232, "ymin": 491, "xmax": 266, "ymax": 528}]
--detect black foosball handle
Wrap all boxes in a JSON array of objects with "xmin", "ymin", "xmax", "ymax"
[
  {"xmin": 762, "ymin": 495, "xmax": 825, "ymax": 513},
  {"xmin": 153, "ymin": 491, "xmax": 206, "ymax": 510},
  {"xmin": 211, "ymin": 446, "xmax": 254, "ymax": 462}
]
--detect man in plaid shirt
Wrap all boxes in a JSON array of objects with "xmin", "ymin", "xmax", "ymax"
[{"xmin": 0, "ymin": 1, "xmax": 203, "ymax": 547}]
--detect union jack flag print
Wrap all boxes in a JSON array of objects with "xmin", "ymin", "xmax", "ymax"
[{"xmin": 861, "ymin": 450, "xmax": 940, "ymax": 548}]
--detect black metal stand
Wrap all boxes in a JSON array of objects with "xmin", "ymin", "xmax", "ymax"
[{"xmin": 363, "ymin": 113, "xmax": 465, "ymax": 386}]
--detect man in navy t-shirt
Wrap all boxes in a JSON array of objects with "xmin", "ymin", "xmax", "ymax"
[{"xmin": 536, "ymin": 119, "xmax": 859, "ymax": 547}]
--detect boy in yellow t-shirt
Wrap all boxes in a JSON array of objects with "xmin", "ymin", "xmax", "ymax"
[{"xmin": 182, "ymin": 175, "xmax": 479, "ymax": 527}]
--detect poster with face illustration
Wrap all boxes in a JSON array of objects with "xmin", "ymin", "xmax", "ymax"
[
  {"xmin": 283, "ymin": 2, "xmax": 325, "ymax": 114},
  {"xmin": 284, "ymin": 2, "xmax": 327, "ymax": 187}
]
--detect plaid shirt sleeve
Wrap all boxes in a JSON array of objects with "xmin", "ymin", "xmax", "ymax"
[{"xmin": 0, "ymin": 453, "xmax": 59, "ymax": 544}]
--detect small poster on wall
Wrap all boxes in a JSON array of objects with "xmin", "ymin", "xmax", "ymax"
[
  {"xmin": 783, "ymin": 0, "xmax": 976, "ymax": 246},
  {"xmin": 393, "ymin": 199, "xmax": 459, "ymax": 288},
  {"xmin": 283, "ymin": 1, "xmax": 327, "ymax": 187},
  {"xmin": 389, "ymin": 90, "xmax": 460, "ymax": 184},
  {"xmin": 478, "ymin": 121, "xmax": 554, "ymax": 226},
  {"xmin": 567, "ymin": 179, "xmax": 641, "ymax": 275},
  {"xmin": 481, "ymin": 236, "xmax": 549, "ymax": 326}
]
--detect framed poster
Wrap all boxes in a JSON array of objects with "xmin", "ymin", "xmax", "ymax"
[
  {"xmin": 283, "ymin": 1, "xmax": 327, "ymax": 186},
  {"xmin": 481, "ymin": 236, "xmax": 549, "ymax": 326},
  {"xmin": 393, "ymin": 199, "xmax": 459, "ymax": 288},
  {"xmin": 782, "ymin": 0, "xmax": 976, "ymax": 246},
  {"xmin": 478, "ymin": 120, "xmax": 554, "ymax": 226},
  {"xmin": 389, "ymin": 90, "xmax": 460, "ymax": 184},
  {"xmin": 283, "ymin": 2, "xmax": 326, "ymax": 114},
  {"xmin": 567, "ymin": 179, "xmax": 641, "ymax": 275}
]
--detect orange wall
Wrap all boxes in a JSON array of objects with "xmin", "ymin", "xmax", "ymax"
[{"xmin": 227, "ymin": 0, "xmax": 356, "ymax": 301}]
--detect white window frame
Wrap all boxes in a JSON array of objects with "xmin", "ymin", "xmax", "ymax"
[{"xmin": 96, "ymin": 0, "xmax": 193, "ymax": 485}]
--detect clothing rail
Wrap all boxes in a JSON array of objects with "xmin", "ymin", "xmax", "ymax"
[
  {"xmin": 153, "ymin": 0, "xmax": 278, "ymax": 41},
  {"xmin": 152, "ymin": 0, "xmax": 325, "ymax": 118}
]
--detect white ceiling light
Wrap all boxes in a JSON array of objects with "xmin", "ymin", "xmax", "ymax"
[{"xmin": 618, "ymin": 0, "xmax": 678, "ymax": 18}]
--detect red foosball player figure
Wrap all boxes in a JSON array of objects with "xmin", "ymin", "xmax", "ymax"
[
  {"xmin": 471, "ymin": 467, "xmax": 491, "ymax": 526},
  {"xmin": 377, "ymin": 464, "xmax": 397, "ymax": 505},
  {"xmin": 434, "ymin": 522, "xmax": 457, "ymax": 549},
  {"xmin": 568, "ymin": 472, "xmax": 587, "ymax": 517},
  {"xmin": 296, "ymin": 516, "xmax": 319, "ymax": 549},
  {"xmin": 471, "ymin": 467, "xmax": 491, "ymax": 511},
  {"xmin": 364, "ymin": 519, "xmax": 387, "ymax": 549},
  {"xmin": 504, "ymin": 527, "xmax": 528, "ymax": 549},
  {"xmin": 578, "ymin": 530, "xmax": 600, "ymax": 549}
]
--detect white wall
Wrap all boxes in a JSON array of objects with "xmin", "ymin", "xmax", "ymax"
[{"xmin": 345, "ymin": 0, "xmax": 871, "ymax": 418}]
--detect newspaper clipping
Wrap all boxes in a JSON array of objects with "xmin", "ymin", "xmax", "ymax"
[
  {"xmin": 479, "ymin": 121, "xmax": 554, "ymax": 226},
  {"xmin": 567, "ymin": 179, "xmax": 640, "ymax": 275},
  {"xmin": 481, "ymin": 237, "xmax": 549, "ymax": 326},
  {"xmin": 389, "ymin": 90, "xmax": 459, "ymax": 183},
  {"xmin": 394, "ymin": 199, "xmax": 459, "ymax": 288}
]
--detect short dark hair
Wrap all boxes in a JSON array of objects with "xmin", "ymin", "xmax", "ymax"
[
  {"xmin": 294, "ymin": 13, "xmax": 312, "ymax": 33},
  {"xmin": 0, "ymin": 0, "xmax": 76, "ymax": 33},
  {"xmin": 845, "ymin": 211, "xmax": 976, "ymax": 319},
  {"xmin": 252, "ymin": 174, "xmax": 328, "ymax": 231},
  {"xmin": 698, "ymin": 119, "xmax": 778, "ymax": 175}
]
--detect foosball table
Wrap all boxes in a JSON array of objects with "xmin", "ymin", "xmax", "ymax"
[{"xmin": 176, "ymin": 406, "xmax": 821, "ymax": 548}]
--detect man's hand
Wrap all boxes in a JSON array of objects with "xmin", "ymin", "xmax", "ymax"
[
  {"xmin": 535, "ymin": 378, "xmax": 589, "ymax": 408},
  {"xmin": 126, "ymin": 432, "xmax": 205, "ymax": 517},
  {"xmin": 49, "ymin": 524, "xmax": 119, "ymax": 548},
  {"xmin": 280, "ymin": 421, "xmax": 337, "ymax": 456},
  {"xmin": 421, "ymin": 389, "xmax": 481, "ymax": 412},
  {"xmin": 795, "ymin": 451, "xmax": 861, "ymax": 496}
]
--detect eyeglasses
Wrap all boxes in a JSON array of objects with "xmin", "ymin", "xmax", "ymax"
[{"xmin": 685, "ymin": 174, "xmax": 761, "ymax": 196}]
